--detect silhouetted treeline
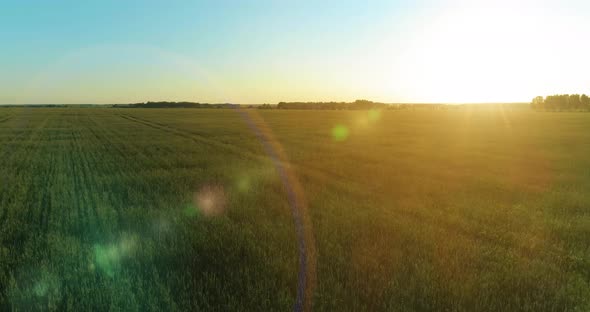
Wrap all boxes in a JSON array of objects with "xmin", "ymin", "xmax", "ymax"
[
  {"xmin": 0, "ymin": 101, "xmax": 530, "ymax": 110},
  {"xmin": 277, "ymin": 99, "xmax": 391, "ymax": 110},
  {"xmin": 531, "ymin": 94, "xmax": 590, "ymax": 111},
  {"xmin": 0, "ymin": 104, "xmax": 83, "ymax": 108},
  {"xmin": 276, "ymin": 100, "xmax": 460, "ymax": 110},
  {"xmin": 277, "ymin": 99, "xmax": 388, "ymax": 110},
  {"xmin": 113, "ymin": 101, "xmax": 240, "ymax": 109}
]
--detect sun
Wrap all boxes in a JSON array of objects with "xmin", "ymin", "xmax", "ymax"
[{"xmin": 378, "ymin": 1, "xmax": 590, "ymax": 103}]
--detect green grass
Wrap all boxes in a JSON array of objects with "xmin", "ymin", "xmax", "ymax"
[{"xmin": 0, "ymin": 107, "xmax": 588, "ymax": 311}]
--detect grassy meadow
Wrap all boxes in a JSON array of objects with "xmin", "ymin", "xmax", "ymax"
[{"xmin": 0, "ymin": 107, "xmax": 588, "ymax": 311}]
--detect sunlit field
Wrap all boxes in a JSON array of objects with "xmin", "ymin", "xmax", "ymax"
[{"xmin": 0, "ymin": 107, "xmax": 589, "ymax": 311}]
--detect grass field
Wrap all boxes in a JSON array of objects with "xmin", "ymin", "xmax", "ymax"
[{"xmin": 0, "ymin": 107, "xmax": 588, "ymax": 311}]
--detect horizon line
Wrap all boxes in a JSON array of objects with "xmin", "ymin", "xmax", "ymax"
[{"xmin": 0, "ymin": 101, "xmax": 530, "ymax": 106}]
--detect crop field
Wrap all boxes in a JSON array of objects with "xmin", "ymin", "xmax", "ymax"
[{"xmin": 0, "ymin": 107, "xmax": 588, "ymax": 311}]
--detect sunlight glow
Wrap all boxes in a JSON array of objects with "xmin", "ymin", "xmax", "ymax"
[
  {"xmin": 382, "ymin": 0, "xmax": 590, "ymax": 103},
  {"xmin": 3, "ymin": 1, "xmax": 590, "ymax": 103}
]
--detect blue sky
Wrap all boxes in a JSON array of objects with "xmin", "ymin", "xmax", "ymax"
[{"xmin": 2, "ymin": 0, "xmax": 590, "ymax": 104}]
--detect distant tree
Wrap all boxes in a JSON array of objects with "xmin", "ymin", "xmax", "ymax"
[
  {"xmin": 531, "ymin": 96, "xmax": 544, "ymax": 110},
  {"xmin": 581, "ymin": 94, "xmax": 590, "ymax": 111},
  {"xmin": 532, "ymin": 94, "xmax": 590, "ymax": 111},
  {"xmin": 569, "ymin": 94, "xmax": 581, "ymax": 110},
  {"xmin": 562, "ymin": 94, "xmax": 570, "ymax": 110},
  {"xmin": 544, "ymin": 95, "xmax": 555, "ymax": 111},
  {"xmin": 544, "ymin": 94, "xmax": 569, "ymax": 111}
]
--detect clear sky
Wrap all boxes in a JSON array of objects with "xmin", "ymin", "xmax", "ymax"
[{"xmin": 2, "ymin": 0, "xmax": 590, "ymax": 104}]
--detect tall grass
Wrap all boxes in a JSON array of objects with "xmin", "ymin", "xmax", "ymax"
[{"xmin": 0, "ymin": 107, "xmax": 588, "ymax": 311}]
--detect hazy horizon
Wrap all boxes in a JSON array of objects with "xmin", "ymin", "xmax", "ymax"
[
  {"xmin": 0, "ymin": 101, "xmax": 531, "ymax": 106},
  {"xmin": 2, "ymin": 0, "xmax": 590, "ymax": 104}
]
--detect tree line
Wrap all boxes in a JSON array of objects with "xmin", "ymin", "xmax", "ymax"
[
  {"xmin": 531, "ymin": 94, "xmax": 590, "ymax": 111},
  {"xmin": 275, "ymin": 100, "xmax": 455, "ymax": 110},
  {"xmin": 277, "ymin": 99, "xmax": 390, "ymax": 110},
  {"xmin": 0, "ymin": 101, "xmax": 529, "ymax": 110},
  {"xmin": 113, "ymin": 101, "xmax": 240, "ymax": 109}
]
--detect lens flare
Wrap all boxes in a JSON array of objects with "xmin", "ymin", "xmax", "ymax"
[
  {"xmin": 367, "ymin": 109, "xmax": 381, "ymax": 122},
  {"xmin": 237, "ymin": 175, "xmax": 251, "ymax": 192},
  {"xmin": 9, "ymin": 268, "xmax": 61, "ymax": 309},
  {"xmin": 32, "ymin": 271, "xmax": 60, "ymax": 299},
  {"xmin": 236, "ymin": 108, "xmax": 317, "ymax": 312},
  {"xmin": 93, "ymin": 234, "xmax": 138, "ymax": 277},
  {"xmin": 332, "ymin": 124, "xmax": 349, "ymax": 142},
  {"xmin": 183, "ymin": 203, "xmax": 199, "ymax": 218},
  {"xmin": 193, "ymin": 184, "xmax": 227, "ymax": 217}
]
